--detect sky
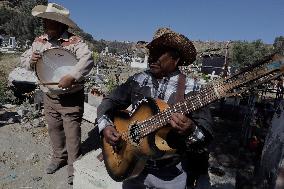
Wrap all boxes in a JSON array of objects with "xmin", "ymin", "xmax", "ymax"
[{"xmin": 53, "ymin": 0, "xmax": 284, "ymax": 44}]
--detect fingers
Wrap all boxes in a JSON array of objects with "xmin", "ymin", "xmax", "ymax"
[
  {"xmin": 58, "ymin": 81, "xmax": 64, "ymax": 88},
  {"xmin": 103, "ymin": 126, "xmax": 121, "ymax": 146},
  {"xmin": 169, "ymin": 113, "xmax": 194, "ymax": 134},
  {"xmin": 108, "ymin": 132, "xmax": 121, "ymax": 145},
  {"xmin": 31, "ymin": 52, "xmax": 42, "ymax": 66},
  {"xmin": 58, "ymin": 77, "xmax": 69, "ymax": 89},
  {"xmin": 169, "ymin": 119, "xmax": 184, "ymax": 134},
  {"xmin": 58, "ymin": 75, "xmax": 75, "ymax": 89}
]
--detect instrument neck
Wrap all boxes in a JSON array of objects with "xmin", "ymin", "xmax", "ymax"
[{"xmin": 139, "ymin": 85, "xmax": 220, "ymax": 137}]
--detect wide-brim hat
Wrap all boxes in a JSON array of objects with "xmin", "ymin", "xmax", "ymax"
[
  {"xmin": 146, "ymin": 28, "xmax": 197, "ymax": 66},
  {"xmin": 32, "ymin": 3, "xmax": 79, "ymax": 29}
]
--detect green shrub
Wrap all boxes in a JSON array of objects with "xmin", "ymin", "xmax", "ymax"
[
  {"xmin": 0, "ymin": 69, "xmax": 8, "ymax": 104},
  {"xmin": 105, "ymin": 78, "xmax": 117, "ymax": 95}
]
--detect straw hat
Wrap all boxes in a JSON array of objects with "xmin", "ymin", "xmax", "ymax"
[
  {"xmin": 32, "ymin": 3, "xmax": 78, "ymax": 29},
  {"xmin": 146, "ymin": 27, "xmax": 196, "ymax": 65}
]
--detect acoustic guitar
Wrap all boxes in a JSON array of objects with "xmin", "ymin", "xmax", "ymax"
[{"xmin": 102, "ymin": 54, "xmax": 284, "ymax": 181}]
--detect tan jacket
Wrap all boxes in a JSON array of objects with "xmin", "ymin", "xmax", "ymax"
[{"xmin": 21, "ymin": 32, "xmax": 94, "ymax": 94}]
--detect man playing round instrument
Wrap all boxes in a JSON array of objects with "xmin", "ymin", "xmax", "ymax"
[
  {"xmin": 21, "ymin": 3, "xmax": 94, "ymax": 185},
  {"xmin": 97, "ymin": 28, "xmax": 213, "ymax": 189}
]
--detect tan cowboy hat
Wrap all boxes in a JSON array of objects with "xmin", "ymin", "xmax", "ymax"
[
  {"xmin": 146, "ymin": 27, "xmax": 197, "ymax": 66},
  {"xmin": 32, "ymin": 3, "xmax": 79, "ymax": 29}
]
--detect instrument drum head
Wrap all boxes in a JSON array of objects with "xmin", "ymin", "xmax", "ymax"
[{"xmin": 36, "ymin": 47, "xmax": 78, "ymax": 94}]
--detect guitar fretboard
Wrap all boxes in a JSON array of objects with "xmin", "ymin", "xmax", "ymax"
[{"xmin": 137, "ymin": 83, "xmax": 222, "ymax": 137}]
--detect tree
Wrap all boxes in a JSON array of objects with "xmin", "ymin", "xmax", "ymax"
[
  {"xmin": 231, "ymin": 40, "xmax": 273, "ymax": 68},
  {"xmin": 0, "ymin": 0, "xmax": 47, "ymax": 48},
  {"xmin": 273, "ymin": 36, "xmax": 284, "ymax": 55},
  {"xmin": 93, "ymin": 39, "xmax": 107, "ymax": 53}
]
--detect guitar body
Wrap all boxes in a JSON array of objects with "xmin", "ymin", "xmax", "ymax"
[{"xmin": 102, "ymin": 98, "xmax": 176, "ymax": 181}]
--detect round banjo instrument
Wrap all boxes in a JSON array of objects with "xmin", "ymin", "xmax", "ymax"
[{"xmin": 35, "ymin": 47, "xmax": 79, "ymax": 94}]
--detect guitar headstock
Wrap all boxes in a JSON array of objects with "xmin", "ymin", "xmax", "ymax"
[
  {"xmin": 217, "ymin": 53, "xmax": 284, "ymax": 98},
  {"xmin": 270, "ymin": 54, "xmax": 284, "ymax": 73}
]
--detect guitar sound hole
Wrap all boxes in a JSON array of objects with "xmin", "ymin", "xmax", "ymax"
[
  {"xmin": 113, "ymin": 142, "xmax": 123, "ymax": 153},
  {"xmin": 129, "ymin": 124, "xmax": 141, "ymax": 145}
]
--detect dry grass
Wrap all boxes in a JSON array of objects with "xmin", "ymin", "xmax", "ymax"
[
  {"xmin": 0, "ymin": 53, "xmax": 21, "ymax": 104},
  {"xmin": 0, "ymin": 53, "xmax": 21, "ymax": 77}
]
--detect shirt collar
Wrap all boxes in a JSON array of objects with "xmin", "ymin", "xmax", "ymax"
[
  {"xmin": 146, "ymin": 68, "xmax": 181, "ymax": 80},
  {"xmin": 58, "ymin": 31, "xmax": 69, "ymax": 42}
]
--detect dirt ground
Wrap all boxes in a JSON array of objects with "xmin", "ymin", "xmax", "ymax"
[{"xmin": 0, "ymin": 112, "xmax": 96, "ymax": 189}]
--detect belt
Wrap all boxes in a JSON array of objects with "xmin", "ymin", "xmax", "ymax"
[
  {"xmin": 145, "ymin": 157, "xmax": 180, "ymax": 169},
  {"xmin": 46, "ymin": 93, "xmax": 59, "ymax": 99},
  {"xmin": 46, "ymin": 88, "xmax": 84, "ymax": 99}
]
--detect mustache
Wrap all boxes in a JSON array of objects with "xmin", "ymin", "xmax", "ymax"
[{"xmin": 149, "ymin": 61, "xmax": 160, "ymax": 66}]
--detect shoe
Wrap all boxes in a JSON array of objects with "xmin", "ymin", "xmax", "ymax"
[
  {"xmin": 67, "ymin": 175, "xmax": 74, "ymax": 185},
  {"xmin": 45, "ymin": 162, "xmax": 66, "ymax": 174}
]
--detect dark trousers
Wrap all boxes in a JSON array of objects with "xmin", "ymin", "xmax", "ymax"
[
  {"xmin": 182, "ymin": 151, "xmax": 210, "ymax": 187},
  {"xmin": 44, "ymin": 90, "xmax": 84, "ymax": 176}
]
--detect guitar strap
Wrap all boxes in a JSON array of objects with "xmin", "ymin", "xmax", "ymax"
[{"xmin": 175, "ymin": 73, "xmax": 186, "ymax": 103}]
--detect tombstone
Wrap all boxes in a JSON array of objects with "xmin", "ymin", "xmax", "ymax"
[
  {"xmin": 0, "ymin": 35, "xmax": 3, "ymax": 46},
  {"xmin": 9, "ymin": 37, "xmax": 16, "ymax": 48},
  {"xmin": 201, "ymin": 54, "xmax": 225, "ymax": 76}
]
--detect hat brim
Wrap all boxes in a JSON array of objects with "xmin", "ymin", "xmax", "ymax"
[
  {"xmin": 146, "ymin": 33, "xmax": 196, "ymax": 66},
  {"xmin": 32, "ymin": 7, "xmax": 79, "ymax": 29}
]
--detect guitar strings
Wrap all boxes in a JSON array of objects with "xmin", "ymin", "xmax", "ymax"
[{"xmin": 130, "ymin": 84, "xmax": 219, "ymax": 139}]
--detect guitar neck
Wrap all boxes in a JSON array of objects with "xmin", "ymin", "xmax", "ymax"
[{"xmin": 139, "ymin": 84, "xmax": 220, "ymax": 137}]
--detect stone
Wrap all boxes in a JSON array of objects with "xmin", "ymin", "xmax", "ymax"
[
  {"xmin": 32, "ymin": 118, "xmax": 45, "ymax": 128},
  {"xmin": 2, "ymin": 104, "xmax": 16, "ymax": 109},
  {"xmin": 17, "ymin": 109, "xmax": 29, "ymax": 118},
  {"xmin": 23, "ymin": 122, "xmax": 32, "ymax": 129},
  {"xmin": 217, "ymin": 154, "xmax": 231, "ymax": 167},
  {"xmin": 26, "ymin": 153, "xmax": 40, "ymax": 165},
  {"xmin": 34, "ymin": 89, "xmax": 44, "ymax": 105},
  {"xmin": 87, "ymin": 93, "xmax": 103, "ymax": 107},
  {"xmin": 8, "ymin": 67, "xmax": 37, "ymax": 85},
  {"xmin": 209, "ymin": 166, "xmax": 225, "ymax": 177},
  {"xmin": 83, "ymin": 102, "xmax": 97, "ymax": 123},
  {"xmin": 32, "ymin": 176, "xmax": 42, "ymax": 182},
  {"xmin": 7, "ymin": 118, "xmax": 14, "ymax": 124}
]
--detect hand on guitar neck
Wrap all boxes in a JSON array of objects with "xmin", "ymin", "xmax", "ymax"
[{"xmin": 169, "ymin": 113, "xmax": 196, "ymax": 135}]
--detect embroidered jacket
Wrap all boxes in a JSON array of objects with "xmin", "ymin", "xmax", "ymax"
[{"xmin": 20, "ymin": 32, "xmax": 94, "ymax": 94}]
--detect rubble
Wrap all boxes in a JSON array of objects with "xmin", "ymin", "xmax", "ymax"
[{"xmin": 26, "ymin": 153, "xmax": 40, "ymax": 165}]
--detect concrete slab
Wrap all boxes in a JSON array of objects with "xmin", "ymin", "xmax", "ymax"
[
  {"xmin": 83, "ymin": 102, "xmax": 97, "ymax": 123},
  {"xmin": 73, "ymin": 149, "xmax": 122, "ymax": 189}
]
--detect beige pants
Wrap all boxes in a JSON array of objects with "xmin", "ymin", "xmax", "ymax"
[{"xmin": 44, "ymin": 90, "xmax": 84, "ymax": 176}]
